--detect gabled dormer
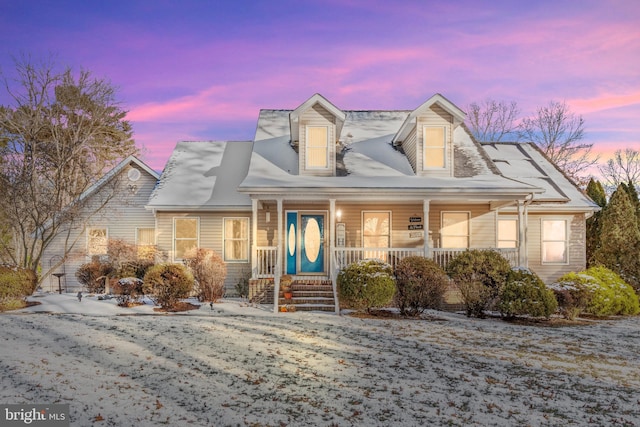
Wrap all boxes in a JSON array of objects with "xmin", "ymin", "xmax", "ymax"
[
  {"xmin": 290, "ymin": 94, "xmax": 346, "ymax": 177},
  {"xmin": 392, "ymin": 94, "xmax": 466, "ymax": 177}
]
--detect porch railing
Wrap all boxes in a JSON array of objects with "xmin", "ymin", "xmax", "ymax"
[
  {"xmin": 254, "ymin": 246, "xmax": 519, "ymax": 278},
  {"xmin": 255, "ymin": 246, "xmax": 277, "ymax": 278}
]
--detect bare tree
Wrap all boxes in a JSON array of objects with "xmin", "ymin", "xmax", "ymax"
[
  {"xmin": 0, "ymin": 56, "xmax": 137, "ymax": 278},
  {"xmin": 599, "ymin": 148, "xmax": 640, "ymax": 190},
  {"xmin": 466, "ymin": 99, "xmax": 520, "ymax": 142},
  {"xmin": 518, "ymin": 100, "xmax": 596, "ymax": 185}
]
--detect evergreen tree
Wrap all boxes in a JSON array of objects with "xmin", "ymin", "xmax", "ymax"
[
  {"xmin": 586, "ymin": 179, "xmax": 607, "ymax": 208},
  {"xmin": 585, "ymin": 178, "xmax": 606, "ymax": 266},
  {"xmin": 622, "ymin": 180, "xmax": 640, "ymax": 225},
  {"xmin": 592, "ymin": 185, "xmax": 640, "ymax": 291}
]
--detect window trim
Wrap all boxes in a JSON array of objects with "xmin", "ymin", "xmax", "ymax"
[
  {"xmin": 497, "ymin": 217, "xmax": 518, "ymax": 249},
  {"xmin": 440, "ymin": 211, "xmax": 470, "ymax": 249},
  {"xmin": 135, "ymin": 227, "xmax": 156, "ymax": 246},
  {"xmin": 173, "ymin": 217, "xmax": 199, "ymax": 262},
  {"xmin": 86, "ymin": 227, "xmax": 108, "ymax": 259},
  {"xmin": 422, "ymin": 125, "xmax": 447, "ymax": 170},
  {"xmin": 541, "ymin": 218, "xmax": 569, "ymax": 265},
  {"xmin": 305, "ymin": 125, "xmax": 330, "ymax": 170},
  {"xmin": 223, "ymin": 217, "xmax": 250, "ymax": 263},
  {"xmin": 362, "ymin": 210, "xmax": 392, "ymax": 261},
  {"xmin": 362, "ymin": 211, "xmax": 392, "ymax": 248}
]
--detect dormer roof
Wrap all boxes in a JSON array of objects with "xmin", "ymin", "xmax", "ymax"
[
  {"xmin": 289, "ymin": 93, "xmax": 347, "ymax": 144},
  {"xmin": 392, "ymin": 93, "xmax": 466, "ymax": 145}
]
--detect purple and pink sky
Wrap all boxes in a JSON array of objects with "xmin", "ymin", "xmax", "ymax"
[{"xmin": 2, "ymin": 0, "xmax": 639, "ymax": 174}]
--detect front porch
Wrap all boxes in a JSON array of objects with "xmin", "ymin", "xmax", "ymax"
[
  {"xmin": 250, "ymin": 246, "xmax": 519, "ymax": 313},
  {"xmin": 249, "ymin": 197, "xmax": 528, "ymax": 313}
]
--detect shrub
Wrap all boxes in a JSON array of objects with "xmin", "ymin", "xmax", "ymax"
[
  {"xmin": 548, "ymin": 277, "xmax": 590, "ymax": 320},
  {"xmin": 235, "ymin": 269, "xmax": 250, "ymax": 299},
  {"xmin": 143, "ymin": 263, "xmax": 194, "ymax": 309},
  {"xmin": 183, "ymin": 248, "xmax": 227, "ymax": 302},
  {"xmin": 111, "ymin": 277, "xmax": 144, "ymax": 307},
  {"xmin": 551, "ymin": 268, "xmax": 639, "ymax": 318},
  {"xmin": 76, "ymin": 261, "xmax": 113, "ymax": 293},
  {"xmin": 497, "ymin": 269, "xmax": 558, "ymax": 319},
  {"xmin": 0, "ymin": 266, "xmax": 38, "ymax": 311},
  {"xmin": 394, "ymin": 256, "xmax": 449, "ymax": 316},
  {"xmin": 446, "ymin": 250, "xmax": 512, "ymax": 317},
  {"xmin": 338, "ymin": 259, "xmax": 396, "ymax": 313},
  {"xmin": 584, "ymin": 266, "xmax": 639, "ymax": 315}
]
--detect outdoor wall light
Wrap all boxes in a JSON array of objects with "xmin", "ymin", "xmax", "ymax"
[{"xmin": 336, "ymin": 209, "xmax": 342, "ymax": 221}]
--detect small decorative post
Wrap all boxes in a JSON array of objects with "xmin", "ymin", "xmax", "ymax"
[{"xmin": 52, "ymin": 273, "xmax": 66, "ymax": 294}]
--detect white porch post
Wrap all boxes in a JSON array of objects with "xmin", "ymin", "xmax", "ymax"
[
  {"xmin": 274, "ymin": 198, "xmax": 283, "ymax": 313},
  {"xmin": 329, "ymin": 198, "xmax": 340, "ymax": 314},
  {"xmin": 517, "ymin": 200, "xmax": 526, "ymax": 267},
  {"xmin": 423, "ymin": 199, "xmax": 431, "ymax": 258},
  {"xmin": 329, "ymin": 199, "xmax": 336, "ymax": 275},
  {"xmin": 251, "ymin": 198, "xmax": 258, "ymax": 279}
]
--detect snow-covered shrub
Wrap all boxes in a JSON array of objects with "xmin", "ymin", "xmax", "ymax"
[
  {"xmin": 584, "ymin": 266, "xmax": 639, "ymax": 315},
  {"xmin": 0, "ymin": 266, "xmax": 37, "ymax": 311},
  {"xmin": 111, "ymin": 277, "xmax": 144, "ymax": 307},
  {"xmin": 183, "ymin": 248, "xmax": 227, "ymax": 302},
  {"xmin": 497, "ymin": 269, "xmax": 557, "ymax": 319},
  {"xmin": 76, "ymin": 260, "xmax": 113, "ymax": 293},
  {"xmin": 446, "ymin": 250, "xmax": 512, "ymax": 318},
  {"xmin": 143, "ymin": 263, "xmax": 194, "ymax": 309},
  {"xmin": 394, "ymin": 256, "xmax": 449, "ymax": 316},
  {"xmin": 338, "ymin": 259, "xmax": 396, "ymax": 313}
]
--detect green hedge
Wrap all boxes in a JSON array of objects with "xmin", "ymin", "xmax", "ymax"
[
  {"xmin": 338, "ymin": 259, "xmax": 396, "ymax": 313},
  {"xmin": 497, "ymin": 269, "xmax": 557, "ymax": 319},
  {"xmin": 0, "ymin": 266, "xmax": 38, "ymax": 311},
  {"xmin": 446, "ymin": 250, "xmax": 512, "ymax": 318},
  {"xmin": 551, "ymin": 267, "xmax": 639, "ymax": 317}
]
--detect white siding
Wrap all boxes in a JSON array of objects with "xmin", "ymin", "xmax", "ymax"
[
  {"xmin": 42, "ymin": 164, "xmax": 158, "ymax": 292},
  {"xmin": 526, "ymin": 213, "xmax": 586, "ymax": 284},
  {"xmin": 155, "ymin": 210, "xmax": 252, "ymax": 294}
]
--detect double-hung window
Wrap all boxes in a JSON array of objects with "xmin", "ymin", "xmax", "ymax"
[
  {"xmin": 423, "ymin": 126, "xmax": 446, "ymax": 169},
  {"xmin": 497, "ymin": 219, "xmax": 518, "ymax": 248},
  {"xmin": 362, "ymin": 211, "xmax": 391, "ymax": 260},
  {"xmin": 174, "ymin": 218, "xmax": 198, "ymax": 261},
  {"xmin": 224, "ymin": 218, "xmax": 249, "ymax": 262},
  {"xmin": 306, "ymin": 126, "xmax": 329, "ymax": 169},
  {"xmin": 542, "ymin": 219, "xmax": 568, "ymax": 264},
  {"xmin": 136, "ymin": 227, "xmax": 156, "ymax": 260},
  {"xmin": 441, "ymin": 212, "xmax": 469, "ymax": 248},
  {"xmin": 87, "ymin": 228, "xmax": 108, "ymax": 260}
]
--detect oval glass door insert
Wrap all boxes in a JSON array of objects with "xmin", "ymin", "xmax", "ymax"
[{"xmin": 303, "ymin": 218, "xmax": 321, "ymax": 262}]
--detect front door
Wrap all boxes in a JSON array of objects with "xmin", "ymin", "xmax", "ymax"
[{"xmin": 300, "ymin": 214, "xmax": 325, "ymax": 274}]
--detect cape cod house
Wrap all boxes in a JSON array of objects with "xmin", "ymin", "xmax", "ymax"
[
  {"xmin": 47, "ymin": 93, "xmax": 599, "ymax": 312},
  {"xmin": 147, "ymin": 93, "xmax": 598, "ymax": 312}
]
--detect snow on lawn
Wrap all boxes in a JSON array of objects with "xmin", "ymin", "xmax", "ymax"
[{"xmin": 1, "ymin": 293, "xmax": 639, "ymax": 426}]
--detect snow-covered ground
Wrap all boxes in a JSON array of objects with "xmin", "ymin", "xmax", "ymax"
[{"xmin": 1, "ymin": 293, "xmax": 639, "ymax": 426}]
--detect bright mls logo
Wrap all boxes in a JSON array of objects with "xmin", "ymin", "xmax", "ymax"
[{"xmin": 1, "ymin": 404, "xmax": 69, "ymax": 426}]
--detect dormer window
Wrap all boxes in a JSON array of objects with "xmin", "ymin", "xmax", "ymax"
[
  {"xmin": 423, "ymin": 126, "xmax": 446, "ymax": 169},
  {"xmin": 306, "ymin": 126, "xmax": 329, "ymax": 169}
]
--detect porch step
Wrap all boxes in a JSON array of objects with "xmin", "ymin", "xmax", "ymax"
[{"xmin": 280, "ymin": 280, "xmax": 336, "ymax": 312}]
